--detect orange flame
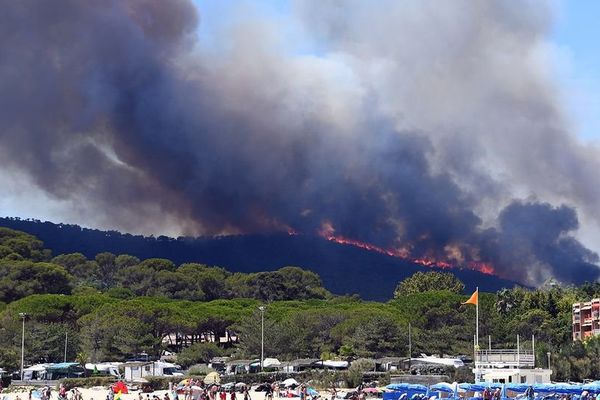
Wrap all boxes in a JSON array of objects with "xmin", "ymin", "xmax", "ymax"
[{"xmin": 315, "ymin": 222, "xmax": 496, "ymax": 275}]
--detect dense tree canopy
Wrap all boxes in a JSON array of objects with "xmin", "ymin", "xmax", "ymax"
[
  {"xmin": 394, "ymin": 271, "xmax": 465, "ymax": 296},
  {"xmin": 3, "ymin": 226, "xmax": 600, "ymax": 383},
  {"xmin": 0, "ymin": 228, "xmax": 332, "ymax": 303}
]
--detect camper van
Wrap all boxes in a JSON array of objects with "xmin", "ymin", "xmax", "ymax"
[
  {"xmin": 123, "ymin": 361, "xmax": 183, "ymax": 381},
  {"xmin": 85, "ymin": 363, "xmax": 122, "ymax": 378}
]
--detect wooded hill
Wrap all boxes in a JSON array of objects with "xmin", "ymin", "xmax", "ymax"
[
  {"xmin": 0, "ymin": 217, "xmax": 518, "ymax": 300},
  {"xmin": 2, "ymin": 226, "xmax": 600, "ymax": 382}
]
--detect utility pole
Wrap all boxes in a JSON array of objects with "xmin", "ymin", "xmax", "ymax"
[
  {"xmin": 517, "ymin": 334, "xmax": 520, "ymax": 366},
  {"xmin": 408, "ymin": 322, "xmax": 412, "ymax": 370},
  {"xmin": 258, "ymin": 306, "xmax": 265, "ymax": 372},
  {"xmin": 19, "ymin": 313, "xmax": 27, "ymax": 380},
  {"xmin": 532, "ymin": 335, "xmax": 535, "ymax": 367},
  {"xmin": 64, "ymin": 331, "xmax": 68, "ymax": 362}
]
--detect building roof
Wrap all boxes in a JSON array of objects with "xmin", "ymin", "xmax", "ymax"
[
  {"xmin": 375, "ymin": 357, "xmax": 405, "ymax": 364},
  {"xmin": 122, "ymin": 361, "xmax": 153, "ymax": 367},
  {"xmin": 289, "ymin": 358, "xmax": 320, "ymax": 367},
  {"xmin": 226, "ymin": 359, "xmax": 258, "ymax": 366},
  {"xmin": 210, "ymin": 357, "xmax": 230, "ymax": 363}
]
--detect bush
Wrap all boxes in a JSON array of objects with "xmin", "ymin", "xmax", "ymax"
[
  {"xmin": 346, "ymin": 359, "xmax": 375, "ymax": 388},
  {"xmin": 177, "ymin": 343, "xmax": 223, "ymax": 369},
  {"xmin": 61, "ymin": 376, "xmax": 117, "ymax": 389}
]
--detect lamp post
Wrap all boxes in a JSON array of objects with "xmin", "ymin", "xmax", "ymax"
[
  {"xmin": 19, "ymin": 313, "xmax": 27, "ymax": 380},
  {"xmin": 64, "ymin": 331, "xmax": 68, "ymax": 362},
  {"xmin": 547, "ymin": 352, "xmax": 551, "ymax": 370},
  {"xmin": 258, "ymin": 306, "xmax": 265, "ymax": 372}
]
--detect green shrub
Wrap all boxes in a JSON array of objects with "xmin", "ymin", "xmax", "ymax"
[{"xmin": 61, "ymin": 376, "xmax": 117, "ymax": 389}]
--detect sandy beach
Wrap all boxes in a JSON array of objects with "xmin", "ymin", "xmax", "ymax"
[{"xmin": 0, "ymin": 388, "xmax": 327, "ymax": 400}]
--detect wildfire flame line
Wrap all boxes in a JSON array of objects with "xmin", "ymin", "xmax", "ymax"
[{"xmin": 318, "ymin": 232, "xmax": 495, "ymax": 275}]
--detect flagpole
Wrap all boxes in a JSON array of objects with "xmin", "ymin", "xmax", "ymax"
[
  {"xmin": 476, "ymin": 287, "xmax": 479, "ymax": 347},
  {"xmin": 462, "ymin": 287, "xmax": 480, "ymax": 382},
  {"xmin": 475, "ymin": 287, "xmax": 479, "ymax": 383}
]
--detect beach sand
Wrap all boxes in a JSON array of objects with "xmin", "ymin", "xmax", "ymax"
[{"xmin": 0, "ymin": 388, "xmax": 329, "ymax": 400}]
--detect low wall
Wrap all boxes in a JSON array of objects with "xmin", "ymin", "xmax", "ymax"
[{"xmin": 10, "ymin": 380, "xmax": 59, "ymax": 387}]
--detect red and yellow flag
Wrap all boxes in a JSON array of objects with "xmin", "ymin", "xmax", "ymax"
[{"xmin": 462, "ymin": 289, "xmax": 478, "ymax": 306}]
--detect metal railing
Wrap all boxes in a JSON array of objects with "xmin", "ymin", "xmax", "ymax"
[{"xmin": 475, "ymin": 349, "xmax": 534, "ymax": 366}]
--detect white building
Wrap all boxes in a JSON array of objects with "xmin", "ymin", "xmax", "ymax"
[
  {"xmin": 123, "ymin": 361, "xmax": 183, "ymax": 381},
  {"xmin": 474, "ymin": 349, "xmax": 552, "ymax": 384}
]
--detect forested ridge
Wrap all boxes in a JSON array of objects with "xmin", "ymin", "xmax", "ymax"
[
  {"xmin": 2, "ymin": 226, "xmax": 600, "ymax": 382},
  {"xmin": 0, "ymin": 217, "xmax": 518, "ymax": 300}
]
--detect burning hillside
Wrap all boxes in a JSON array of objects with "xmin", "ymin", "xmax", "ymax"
[{"xmin": 317, "ymin": 221, "xmax": 495, "ymax": 276}]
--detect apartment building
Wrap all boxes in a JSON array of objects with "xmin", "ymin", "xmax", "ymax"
[{"xmin": 572, "ymin": 299, "xmax": 600, "ymax": 341}]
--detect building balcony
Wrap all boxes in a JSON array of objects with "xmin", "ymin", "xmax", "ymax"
[{"xmin": 475, "ymin": 349, "xmax": 534, "ymax": 367}]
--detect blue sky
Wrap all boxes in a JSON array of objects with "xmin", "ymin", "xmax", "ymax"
[{"xmin": 552, "ymin": 0, "xmax": 600, "ymax": 142}]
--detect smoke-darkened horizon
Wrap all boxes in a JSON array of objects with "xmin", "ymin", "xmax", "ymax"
[{"xmin": 1, "ymin": 0, "xmax": 599, "ymax": 285}]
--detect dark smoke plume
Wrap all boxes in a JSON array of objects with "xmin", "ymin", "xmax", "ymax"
[{"xmin": 0, "ymin": 0, "xmax": 599, "ymax": 285}]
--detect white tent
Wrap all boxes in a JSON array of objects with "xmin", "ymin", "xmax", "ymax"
[
  {"xmin": 321, "ymin": 360, "xmax": 348, "ymax": 369},
  {"xmin": 23, "ymin": 364, "xmax": 49, "ymax": 380},
  {"xmin": 263, "ymin": 358, "xmax": 282, "ymax": 368},
  {"xmin": 283, "ymin": 378, "xmax": 299, "ymax": 388},
  {"xmin": 85, "ymin": 363, "xmax": 121, "ymax": 377}
]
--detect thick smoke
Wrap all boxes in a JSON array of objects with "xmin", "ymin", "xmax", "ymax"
[{"xmin": 0, "ymin": 0, "xmax": 599, "ymax": 285}]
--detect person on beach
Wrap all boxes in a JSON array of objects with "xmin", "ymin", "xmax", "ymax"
[
  {"xmin": 276, "ymin": 383, "xmax": 281, "ymax": 400},
  {"xmin": 482, "ymin": 388, "xmax": 491, "ymax": 400},
  {"xmin": 492, "ymin": 389, "xmax": 500, "ymax": 400},
  {"xmin": 230, "ymin": 389, "xmax": 236, "ymax": 400},
  {"xmin": 219, "ymin": 390, "xmax": 226, "ymax": 400},
  {"xmin": 243, "ymin": 388, "xmax": 250, "ymax": 400},
  {"xmin": 265, "ymin": 384, "xmax": 273, "ymax": 400},
  {"xmin": 525, "ymin": 386, "xmax": 535, "ymax": 400}
]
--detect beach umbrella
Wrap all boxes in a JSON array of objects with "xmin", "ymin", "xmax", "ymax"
[
  {"xmin": 362, "ymin": 388, "xmax": 381, "ymax": 394},
  {"xmin": 550, "ymin": 383, "xmax": 581, "ymax": 395},
  {"xmin": 113, "ymin": 381, "xmax": 129, "ymax": 394},
  {"xmin": 582, "ymin": 382, "xmax": 600, "ymax": 393},
  {"xmin": 386, "ymin": 384, "xmax": 427, "ymax": 393},
  {"xmin": 308, "ymin": 388, "xmax": 319, "ymax": 397},
  {"xmin": 505, "ymin": 384, "xmax": 530, "ymax": 393},
  {"xmin": 429, "ymin": 383, "xmax": 454, "ymax": 394},
  {"xmin": 205, "ymin": 372, "xmax": 221, "ymax": 385},
  {"xmin": 179, "ymin": 379, "xmax": 191, "ymax": 386},
  {"xmin": 222, "ymin": 383, "xmax": 235, "ymax": 390}
]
